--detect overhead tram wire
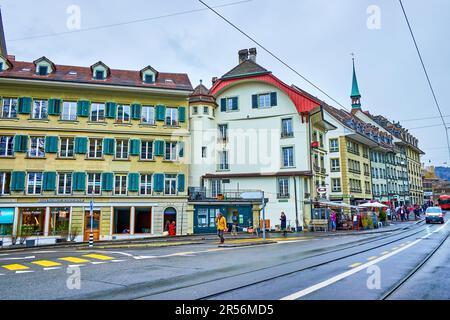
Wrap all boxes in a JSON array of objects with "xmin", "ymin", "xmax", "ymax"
[
  {"xmin": 398, "ymin": 0, "xmax": 450, "ymax": 161},
  {"xmin": 8, "ymin": 0, "xmax": 254, "ymax": 42},
  {"xmin": 198, "ymin": 0, "xmax": 349, "ymax": 111}
]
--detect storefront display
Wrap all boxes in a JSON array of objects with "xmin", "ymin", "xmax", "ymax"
[
  {"xmin": 19, "ymin": 207, "xmax": 46, "ymax": 235},
  {"xmin": 50, "ymin": 207, "xmax": 70, "ymax": 236},
  {"xmin": 0, "ymin": 207, "xmax": 14, "ymax": 236}
]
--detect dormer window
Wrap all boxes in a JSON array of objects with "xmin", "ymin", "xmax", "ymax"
[
  {"xmin": 144, "ymin": 74, "xmax": 154, "ymax": 84},
  {"xmin": 33, "ymin": 56, "xmax": 55, "ymax": 75},
  {"xmin": 140, "ymin": 66, "xmax": 158, "ymax": 84},
  {"xmin": 0, "ymin": 55, "xmax": 12, "ymax": 72},
  {"xmin": 38, "ymin": 65, "xmax": 48, "ymax": 76},
  {"xmin": 95, "ymin": 70, "xmax": 105, "ymax": 80},
  {"xmin": 91, "ymin": 61, "xmax": 110, "ymax": 81}
]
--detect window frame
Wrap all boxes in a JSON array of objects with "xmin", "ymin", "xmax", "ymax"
[
  {"xmin": 0, "ymin": 172, "xmax": 11, "ymax": 195},
  {"xmin": 27, "ymin": 172, "xmax": 43, "ymax": 195},
  {"xmin": 140, "ymin": 174, "xmax": 153, "ymax": 195},
  {"xmin": 90, "ymin": 103, "xmax": 106, "ymax": 122},
  {"xmin": 88, "ymin": 138, "xmax": 103, "ymax": 159},
  {"xmin": 165, "ymin": 107, "xmax": 179, "ymax": 127},
  {"xmin": 218, "ymin": 150, "xmax": 229, "ymax": 171},
  {"xmin": 141, "ymin": 106, "xmax": 155, "ymax": 125},
  {"xmin": 164, "ymin": 174, "xmax": 177, "ymax": 195},
  {"xmin": 329, "ymin": 139, "xmax": 339, "ymax": 152},
  {"xmin": 87, "ymin": 173, "xmax": 102, "ymax": 195},
  {"xmin": 115, "ymin": 139, "xmax": 129, "ymax": 160},
  {"xmin": 164, "ymin": 141, "xmax": 178, "ymax": 161},
  {"xmin": 0, "ymin": 136, "xmax": 14, "ymax": 157},
  {"xmin": 57, "ymin": 172, "xmax": 73, "ymax": 195},
  {"xmin": 114, "ymin": 174, "xmax": 128, "ymax": 195},
  {"xmin": 116, "ymin": 105, "xmax": 131, "ymax": 124},
  {"xmin": 29, "ymin": 136, "xmax": 45, "ymax": 158},
  {"xmin": 31, "ymin": 100, "xmax": 48, "ymax": 120},
  {"xmin": 281, "ymin": 118, "xmax": 294, "ymax": 138},
  {"xmin": 59, "ymin": 137, "xmax": 75, "ymax": 158},
  {"xmin": 61, "ymin": 101, "xmax": 77, "ymax": 121},
  {"xmin": 140, "ymin": 140, "xmax": 154, "ymax": 161},
  {"xmin": 1, "ymin": 98, "xmax": 18, "ymax": 118},
  {"xmin": 281, "ymin": 146, "xmax": 295, "ymax": 168},
  {"xmin": 277, "ymin": 177, "xmax": 290, "ymax": 198}
]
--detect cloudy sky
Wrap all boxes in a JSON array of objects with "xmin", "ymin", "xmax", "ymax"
[{"xmin": 1, "ymin": 0, "xmax": 449, "ymax": 165}]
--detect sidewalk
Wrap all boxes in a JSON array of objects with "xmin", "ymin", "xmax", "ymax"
[{"xmin": 0, "ymin": 219, "xmax": 424, "ymax": 252}]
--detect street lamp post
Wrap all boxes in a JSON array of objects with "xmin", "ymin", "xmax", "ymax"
[{"xmin": 89, "ymin": 200, "xmax": 94, "ymax": 248}]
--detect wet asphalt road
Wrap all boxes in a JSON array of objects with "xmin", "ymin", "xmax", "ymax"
[{"xmin": 0, "ymin": 217, "xmax": 448, "ymax": 300}]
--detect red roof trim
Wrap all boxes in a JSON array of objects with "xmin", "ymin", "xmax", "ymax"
[{"xmin": 210, "ymin": 73, "xmax": 320, "ymax": 114}]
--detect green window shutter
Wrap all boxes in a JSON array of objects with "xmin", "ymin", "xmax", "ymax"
[
  {"xmin": 14, "ymin": 135, "xmax": 28, "ymax": 153},
  {"xmin": 45, "ymin": 136, "xmax": 58, "ymax": 153},
  {"xmin": 154, "ymin": 140, "xmax": 164, "ymax": 157},
  {"xmin": 131, "ymin": 104, "xmax": 141, "ymax": 120},
  {"xmin": 11, "ymin": 172, "xmax": 26, "ymax": 192},
  {"xmin": 74, "ymin": 137, "xmax": 88, "ymax": 154},
  {"xmin": 153, "ymin": 174, "xmax": 164, "ymax": 192},
  {"xmin": 48, "ymin": 99, "xmax": 62, "ymax": 115},
  {"xmin": 101, "ymin": 173, "xmax": 114, "ymax": 192},
  {"xmin": 72, "ymin": 172, "xmax": 86, "ymax": 192},
  {"xmin": 130, "ymin": 139, "xmax": 141, "ymax": 156},
  {"xmin": 178, "ymin": 107, "xmax": 186, "ymax": 123},
  {"xmin": 18, "ymin": 97, "xmax": 32, "ymax": 114},
  {"xmin": 77, "ymin": 100, "xmax": 90, "ymax": 117},
  {"xmin": 128, "ymin": 173, "xmax": 139, "ymax": 192},
  {"xmin": 103, "ymin": 138, "xmax": 115, "ymax": 155},
  {"xmin": 156, "ymin": 105, "xmax": 166, "ymax": 121},
  {"xmin": 270, "ymin": 92, "xmax": 278, "ymax": 106},
  {"xmin": 178, "ymin": 141, "xmax": 185, "ymax": 158},
  {"xmin": 252, "ymin": 95, "xmax": 258, "ymax": 109},
  {"xmin": 232, "ymin": 97, "xmax": 238, "ymax": 110},
  {"xmin": 178, "ymin": 174, "xmax": 185, "ymax": 193},
  {"xmin": 43, "ymin": 172, "xmax": 56, "ymax": 191},
  {"xmin": 106, "ymin": 102, "xmax": 117, "ymax": 119}
]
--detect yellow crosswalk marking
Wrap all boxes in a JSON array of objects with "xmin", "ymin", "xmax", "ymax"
[
  {"xmin": 32, "ymin": 260, "xmax": 62, "ymax": 267},
  {"xmin": 349, "ymin": 263, "xmax": 362, "ymax": 268},
  {"xmin": 367, "ymin": 256, "xmax": 378, "ymax": 261},
  {"xmin": 2, "ymin": 264, "xmax": 30, "ymax": 271},
  {"xmin": 59, "ymin": 257, "xmax": 89, "ymax": 263},
  {"xmin": 82, "ymin": 254, "xmax": 114, "ymax": 261}
]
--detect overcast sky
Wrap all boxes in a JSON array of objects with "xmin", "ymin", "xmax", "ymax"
[{"xmin": 1, "ymin": 0, "xmax": 449, "ymax": 165}]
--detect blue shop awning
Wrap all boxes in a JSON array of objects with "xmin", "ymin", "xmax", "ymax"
[{"xmin": 0, "ymin": 208, "xmax": 14, "ymax": 224}]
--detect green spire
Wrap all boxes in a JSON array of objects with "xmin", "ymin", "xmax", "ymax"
[{"xmin": 351, "ymin": 58, "xmax": 361, "ymax": 109}]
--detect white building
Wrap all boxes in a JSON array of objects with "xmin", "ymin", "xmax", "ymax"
[{"xmin": 189, "ymin": 49, "xmax": 323, "ymax": 231}]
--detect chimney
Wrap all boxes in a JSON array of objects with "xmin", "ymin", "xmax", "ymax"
[
  {"xmin": 212, "ymin": 77, "xmax": 218, "ymax": 85},
  {"xmin": 238, "ymin": 49, "xmax": 249, "ymax": 64},
  {"xmin": 249, "ymin": 47, "xmax": 257, "ymax": 62}
]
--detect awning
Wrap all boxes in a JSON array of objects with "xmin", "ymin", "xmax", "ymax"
[
  {"xmin": 0, "ymin": 208, "xmax": 14, "ymax": 224},
  {"xmin": 315, "ymin": 201, "xmax": 359, "ymax": 209}
]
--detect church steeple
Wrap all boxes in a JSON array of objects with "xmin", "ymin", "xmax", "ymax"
[
  {"xmin": 351, "ymin": 56, "xmax": 361, "ymax": 110},
  {"xmin": 0, "ymin": 8, "xmax": 7, "ymax": 56}
]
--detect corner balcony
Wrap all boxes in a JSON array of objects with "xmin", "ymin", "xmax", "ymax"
[{"xmin": 188, "ymin": 187, "xmax": 263, "ymax": 202}]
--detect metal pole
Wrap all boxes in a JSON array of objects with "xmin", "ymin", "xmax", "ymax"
[
  {"xmin": 293, "ymin": 176, "xmax": 299, "ymax": 232},
  {"xmin": 262, "ymin": 191, "xmax": 266, "ymax": 240},
  {"xmin": 89, "ymin": 200, "xmax": 94, "ymax": 248}
]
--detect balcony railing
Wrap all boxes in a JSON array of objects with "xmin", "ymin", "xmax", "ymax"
[
  {"xmin": 277, "ymin": 193, "xmax": 290, "ymax": 199},
  {"xmin": 188, "ymin": 187, "xmax": 263, "ymax": 201}
]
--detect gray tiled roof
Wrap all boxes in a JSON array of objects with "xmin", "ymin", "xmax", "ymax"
[{"xmin": 221, "ymin": 59, "xmax": 270, "ymax": 79}]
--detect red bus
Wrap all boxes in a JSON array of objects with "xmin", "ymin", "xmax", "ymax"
[{"xmin": 438, "ymin": 195, "xmax": 450, "ymax": 211}]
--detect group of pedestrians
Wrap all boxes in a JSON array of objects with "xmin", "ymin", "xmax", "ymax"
[{"xmin": 389, "ymin": 203, "xmax": 423, "ymax": 222}]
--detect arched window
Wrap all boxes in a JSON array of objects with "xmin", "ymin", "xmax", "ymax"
[{"xmin": 164, "ymin": 207, "xmax": 177, "ymax": 215}]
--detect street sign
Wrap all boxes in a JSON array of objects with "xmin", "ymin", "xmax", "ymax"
[
  {"xmin": 317, "ymin": 187, "xmax": 327, "ymax": 193},
  {"xmin": 90, "ymin": 200, "xmax": 94, "ymax": 212}
]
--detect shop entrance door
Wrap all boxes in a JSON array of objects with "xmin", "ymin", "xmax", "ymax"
[{"xmin": 84, "ymin": 210, "xmax": 101, "ymax": 241}]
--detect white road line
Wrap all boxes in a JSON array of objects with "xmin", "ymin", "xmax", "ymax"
[
  {"xmin": 44, "ymin": 267, "xmax": 62, "ymax": 271},
  {"xmin": 91, "ymin": 261, "xmax": 108, "ymax": 265},
  {"xmin": 0, "ymin": 256, "xmax": 36, "ymax": 261},
  {"xmin": 15, "ymin": 270, "xmax": 35, "ymax": 274},
  {"xmin": 280, "ymin": 220, "xmax": 449, "ymax": 300},
  {"xmin": 68, "ymin": 264, "xmax": 86, "ymax": 268},
  {"xmin": 95, "ymin": 251, "xmax": 134, "ymax": 257},
  {"xmin": 111, "ymin": 260, "xmax": 125, "ymax": 263},
  {"xmin": 31, "ymin": 251, "xmax": 57, "ymax": 254}
]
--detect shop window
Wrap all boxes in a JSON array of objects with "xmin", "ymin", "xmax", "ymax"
[
  {"xmin": 0, "ymin": 207, "xmax": 14, "ymax": 236},
  {"xmin": 113, "ymin": 208, "xmax": 131, "ymax": 234},
  {"xmin": 49, "ymin": 207, "xmax": 70, "ymax": 236},
  {"xmin": 134, "ymin": 207, "xmax": 152, "ymax": 234},
  {"xmin": 19, "ymin": 207, "xmax": 46, "ymax": 236}
]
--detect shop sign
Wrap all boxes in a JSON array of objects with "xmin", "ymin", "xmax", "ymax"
[
  {"xmin": 38, "ymin": 199, "xmax": 85, "ymax": 203},
  {"xmin": 0, "ymin": 208, "xmax": 14, "ymax": 224}
]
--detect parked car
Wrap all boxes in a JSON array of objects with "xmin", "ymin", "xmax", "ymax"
[{"xmin": 425, "ymin": 207, "xmax": 445, "ymax": 224}]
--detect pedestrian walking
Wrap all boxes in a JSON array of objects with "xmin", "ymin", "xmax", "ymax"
[
  {"xmin": 231, "ymin": 211, "xmax": 239, "ymax": 236},
  {"xmin": 216, "ymin": 213, "xmax": 227, "ymax": 244},
  {"xmin": 280, "ymin": 212, "xmax": 287, "ymax": 236},
  {"xmin": 330, "ymin": 210, "xmax": 337, "ymax": 232},
  {"xmin": 168, "ymin": 221, "xmax": 176, "ymax": 236},
  {"xmin": 386, "ymin": 207, "xmax": 391, "ymax": 221}
]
